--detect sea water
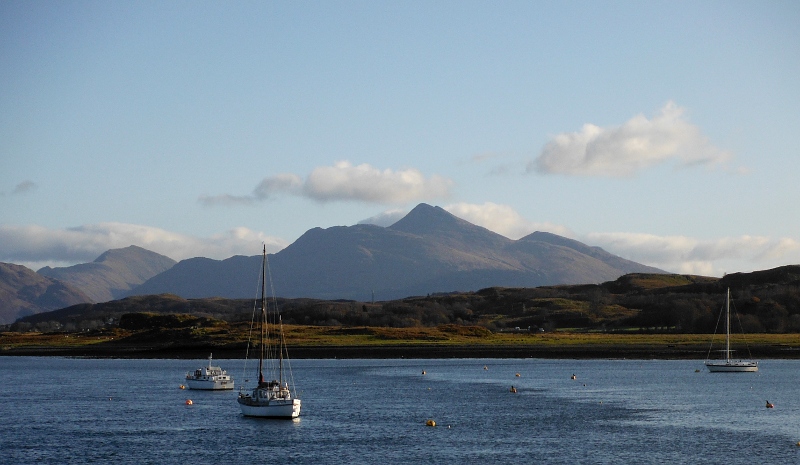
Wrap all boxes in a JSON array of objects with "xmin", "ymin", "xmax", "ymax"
[{"xmin": 1, "ymin": 357, "xmax": 799, "ymax": 464}]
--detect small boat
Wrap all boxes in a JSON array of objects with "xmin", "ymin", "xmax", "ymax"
[
  {"xmin": 237, "ymin": 245, "xmax": 301, "ymax": 419},
  {"xmin": 705, "ymin": 288, "xmax": 758, "ymax": 373},
  {"xmin": 185, "ymin": 353, "xmax": 234, "ymax": 390}
]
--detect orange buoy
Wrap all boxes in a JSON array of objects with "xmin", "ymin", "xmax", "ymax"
[
  {"xmin": 179, "ymin": 385, "xmax": 185, "ymax": 389},
  {"xmin": 426, "ymin": 419, "xmax": 436, "ymax": 427},
  {"xmin": 185, "ymin": 399, "xmax": 193, "ymax": 405},
  {"xmin": 515, "ymin": 373, "xmax": 521, "ymax": 377}
]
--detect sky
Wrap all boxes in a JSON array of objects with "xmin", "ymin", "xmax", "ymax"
[{"xmin": 2, "ymin": 0, "xmax": 799, "ymax": 277}]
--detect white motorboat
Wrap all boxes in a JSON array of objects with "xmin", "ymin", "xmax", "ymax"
[
  {"xmin": 185, "ymin": 353, "xmax": 234, "ymax": 390},
  {"xmin": 237, "ymin": 245, "xmax": 301, "ymax": 419},
  {"xmin": 705, "ymin": 288, "xmax": 758, "ymax": 373}
]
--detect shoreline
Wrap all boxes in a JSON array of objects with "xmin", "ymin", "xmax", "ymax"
[{"xmin": 3, "ymin": 343, "xmax": 797, "ymax": 359}]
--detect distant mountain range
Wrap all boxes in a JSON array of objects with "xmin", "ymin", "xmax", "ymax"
[
  {"xmin": 128, "ymin": 203, "xmax": 664, "ymax": 300},
  {"xmin": 0, "ymin": 203, "xmax": 666, "ymax": 324},
  {"xmin": 0, "ymin": 262, "xmax": 92, "ymax": 324},
  {"xmin": 39, "ymin": 245, "xmax": 176, "ymax": 302}
]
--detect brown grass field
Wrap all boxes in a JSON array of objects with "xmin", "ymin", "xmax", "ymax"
[{"xmin": 3, "ymin": 325, "xmax": 800, "ymax": 359}]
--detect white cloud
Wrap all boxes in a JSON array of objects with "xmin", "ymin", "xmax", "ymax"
[
  {"xmin": 303, "ymin": 161, "xmax": 452, "ymax": 204},
  {"xmin": 0, "ymin": 223, "xmax": 288, "ymax": 270},
  {"xmin": 585, "ymin": 232, "xmax": 800, "ymax": 276},
  {"xmin": 444, "ymin": 202, "xmax": 573, "ymax": 239},
  {"xmin": 530, "ymin": 102, "xmax": 733, "ymax": 177},
  {"xmin": 200, "ymin": 161, "xmax": 453, "ymax": 207}
]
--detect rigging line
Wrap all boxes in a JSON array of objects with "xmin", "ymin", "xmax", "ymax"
[
  {"xmin": 265, "ymin": 248, "xmax": 279, "ymax": 374},
  {"xmin": 264, "ymin": 249, "xmax": 297, "ymax": 394},
  {"xmin": 240, "ymin": 246, "xmax": 264, "ymax": 388},
  {"xmin": 704, "ymin": 297, "xmax": 726, "ymax": 361},
  {"xmin": 729, "ymin": 294, "xmax": 755, "ymax": 359}
]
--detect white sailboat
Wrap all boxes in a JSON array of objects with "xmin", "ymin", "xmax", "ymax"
[
  {"xmin": 705, "ymin": 288, "xmax": 758, "ymax": 372},
  {"xmin": 237, "ymin": 245, "xmax": 301, "ymax": 418},
  {"xmin": 185, "ymin": 353, "xmax": 234, "ymax": 390}
]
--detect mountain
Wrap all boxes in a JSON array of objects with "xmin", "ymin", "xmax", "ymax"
[
  {"xmin": 128, "ymin": 203, "xmax": 664, "ymax": 300},
  {"xmin": 0, "ymin": 262, "xmax": 93, "ymax": 324},
  {"xmin": 38, "ymin": 245, "xmax": 176, "ymax": 302}
]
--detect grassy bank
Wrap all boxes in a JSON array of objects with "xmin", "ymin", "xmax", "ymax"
[{"xmin": 3, "ymin": 325, "xmax": 800, "ymax": 359}]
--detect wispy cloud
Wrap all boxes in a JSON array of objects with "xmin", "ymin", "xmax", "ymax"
[
  {"xmin": 1, "ymin": 180, "xmax": 38, "ymax": 197},
  {"xmin": 12, "ymin": 180, "xmax": 37, "ymax": 194},
  {"xmin": 0, "ymin": 223, "xmax": 288, "ymax": 270},
  {"xmin": 586, "ymin": 232, "xmax": 800, "ymax": 276},
  {"xmin": 200, "ymin": 161, "xmax": 453, "ymax": 207},
  {"xmin": 443, "ymin": 202, "xmax": 572, "ymax": 239},
  {"xmin": 529, "ymin": 102, "xmax": 733, "ymax": 177},
  {"xmin": 358, "ymin": 209, "xmax": 409, "ymax": 227}
]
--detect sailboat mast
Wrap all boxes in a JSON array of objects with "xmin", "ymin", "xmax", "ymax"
[
  {"xmin": 258, "ymin": 245, "xmax": 266, "ymax": 385},
  {"xmin": 725, "ymin": 288, "xmax": 731, "ymax": 362}
]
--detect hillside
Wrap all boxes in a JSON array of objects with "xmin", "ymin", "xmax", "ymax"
[
  {"xmin": 13, "ymin": 265, "xmax": 800, "ymax": 335},
  {"xmin": 38, "ymin": 245, "xmax": 176, "ymax": 302},
  {"xmin": 0, "ymin": 263, "xmax": 92, "ymax": 324},
  {"xmin": 128, "ymin": 203, "xmax": 664, "ymax": 301}
]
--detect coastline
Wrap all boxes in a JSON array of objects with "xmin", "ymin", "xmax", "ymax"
[{"xmin": 2, "ymin": 342, "xmax": 797, "ymax": 359}]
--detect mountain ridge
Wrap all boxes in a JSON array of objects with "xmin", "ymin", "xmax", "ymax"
[
  {"xmin": 0, "ymin": 262, "xmax": 93, "ymax": 324},
  {"xmin": 128, "ymin": 203, "xmax": 665, "ymax": 301},
  {"xmin": 38, "ymin": 245, "xmax": 176, "ymax": 302}
]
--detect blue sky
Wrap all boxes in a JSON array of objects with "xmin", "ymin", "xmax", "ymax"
[{"xmin": 2, "ymin": 0, "xmax": 799, "ymax": 277}]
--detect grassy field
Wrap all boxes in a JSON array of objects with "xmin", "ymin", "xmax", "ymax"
[{"xmin": 3, "ymin": 325, "xmax": 800, "ymax": 358}]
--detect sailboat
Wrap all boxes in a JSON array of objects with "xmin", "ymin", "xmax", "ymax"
[
  {"xmin": 237, "ymin": 245, "xmax": 301, "ymax": 418},
  {"xmin": 705, "ymin": 288, "xmax": 758, "ymax": 372}
]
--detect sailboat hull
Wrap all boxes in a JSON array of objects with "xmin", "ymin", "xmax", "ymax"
[
  {"xmin": 238, "ymin": 397, "xmax": 301, "ymax": 418},
  {"xmin": 705, "ymin": 362, "xmax": 758, "ymax": 373}
]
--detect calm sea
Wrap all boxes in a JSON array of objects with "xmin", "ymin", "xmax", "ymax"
[{"xmin": 1, "ymin": 357, "xmax": 799, "ymax": 464}]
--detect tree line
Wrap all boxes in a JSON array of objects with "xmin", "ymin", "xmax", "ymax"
[{"xmin": 8, "ymin": 267, "xmax": 800, "ymax": 334}]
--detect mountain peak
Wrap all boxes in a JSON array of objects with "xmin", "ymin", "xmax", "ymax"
[{"xmin": 388, "ymin": 203, "xmax": 469, "ymax": 235}]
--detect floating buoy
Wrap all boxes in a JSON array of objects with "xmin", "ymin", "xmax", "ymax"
[
  {"xmin": 185, "ymin": 399, "xmax": 193, "ymax": 405},
  {"xmin": 484, "ymin": 366, "xmax": 488, "ymax": 370},
  {"xmin": 426, "ymin": 419, "xmax": 436, "ymax": 427},
  {"xmin": 796, "ymin": 441, "xmax": 800, "ymax": 447},
  {"xmin": 766, "ymin": 401, "xmax": 774, "ymax": 408},
  {"xmin": 179, "ymin": 385, "xmax": 185, "ymax": 389},
  {"xmin": 694, "ymin": 369, "xmax": 700, "ymax": 373},
  {"xmin": 510, "ymin": 386, "xmax": 517, "ymax": 393},
  {"xmin": 515, "ymin": 373, "xmax": 521, "ymax": 377},
  {"xmin": 571, "ymin": 374, "xmax": 576, "ymax": 380},
  {"xmin": 422, "ymin": 370, "xmax": 426, "ymax": 375}
]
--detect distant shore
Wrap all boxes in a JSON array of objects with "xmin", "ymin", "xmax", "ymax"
[{"xmin": 3, "ymin": 342, "xmax": 798, "ymax": 360}]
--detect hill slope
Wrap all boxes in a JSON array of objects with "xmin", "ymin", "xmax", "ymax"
[
  {"xmin": 0, "ymin": 262, "xmax": 93, "ymax": 324},
  {"xmin": 38, "ymin": 245, "xmax": 176, "ymax": 302}
]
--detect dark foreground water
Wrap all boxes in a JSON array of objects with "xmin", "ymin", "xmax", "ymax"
[{"xmin": 2, "ymin": 357, "xmax": 799, "ymax": 464}]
